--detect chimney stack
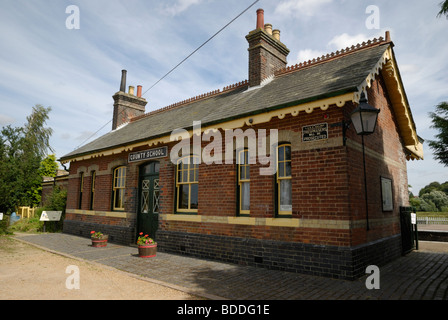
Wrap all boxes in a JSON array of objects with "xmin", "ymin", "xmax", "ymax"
[
  {"xmin": 137, "ymin": 85, "xmax": 142, "ymax": 98},
  {"xmin": 264, "ymin": 23, "xmax": 272, "ymax": 35},
  {"xmin": 120, "ymin": 70, "xmax": 127, "ymax": 92},
  {"xmin": 112, "ymin": 70, "xmax": 147, "ymax": 130},
  {"xmin": 246, "ymin": 9, "xmax": 290, "ymax": 87},
  {"xmin": 256, "ymin": 8, "xmax": 264, "ymax": 29}
]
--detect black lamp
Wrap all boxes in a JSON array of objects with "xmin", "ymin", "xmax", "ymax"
[
  {"xmin": 351, "ymin": 91, "xmax": 380, "ymax": 231},
  {"xmin": 350, "ymin": 92, "xmax": 380, "ymax": 135}
]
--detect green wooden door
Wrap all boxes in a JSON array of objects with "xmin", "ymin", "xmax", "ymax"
[{"xmin": 137, "ymin": 162, "xmax": 160, "ymax": 240}]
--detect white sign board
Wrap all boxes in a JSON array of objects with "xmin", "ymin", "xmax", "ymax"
[
  {"xmin": 0, "ymin": 213, "xmax": 3, "ymax": 220},
  {"xmin": 411, "ymin": 213, "xmax": 416, "ymax": 225},
  {"xmin": 40, "ymin": 211, "xmax": 62, "ymax": 222}
]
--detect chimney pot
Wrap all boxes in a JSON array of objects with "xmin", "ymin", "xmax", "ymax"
[
  {"xmin": 256, "ymin": 9, "xmax": 264, "ymax": 29},
  {"xmin": 120, "ymin": 70, "xmax": 127, "ymax": 92},
  {"xmin": 272, "ymin": 29, "xmax": 280, "ymax": 41},
  {"xmin": 385, "ymin": 30, "xmax": 391, "ymax": 42},
  {"xmin": 264, "ymin": 23, "xmax": 272, "ymax": 35},
  {"xmin": 137, "ymin": 85, "xmax": 142, "ymax": 98},
  {"xmin": 129, "ymin": 86, "xmax": 135, "ymax": 95}
]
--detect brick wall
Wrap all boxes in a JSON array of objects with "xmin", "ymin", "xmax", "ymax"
[
  {"xmin": 156, "ymin": 230, "xmax": 401, "ymax": 280},
  {"xmin": 64, "ymin": 153, "xmax": 138, "ymax": 244},
  {"xmin": 62, "ymin": 74, "xmax": 409, "ymax": 278},
  {"xmin": 345, "ymin": 74, "xmax": 408, "ymax": 246}
]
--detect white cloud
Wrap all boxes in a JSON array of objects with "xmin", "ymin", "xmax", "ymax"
[
  {"xmin": 161, "ymin": 0, "xmax": 202, "ymax": 16},
  {"xmin": 0, "ymin": 114, "xmax": 15, "ymax": 126},
  {"xmin": 327, "ymin": 33, "xmax": 369, "ymax": 50},
  {"xmin": 295, "ymin": 49, "xmax": 325, "ymax": 64},
  {"xmin": 275, "ymin": 0, "xmax": 333, "ymax": 17}
]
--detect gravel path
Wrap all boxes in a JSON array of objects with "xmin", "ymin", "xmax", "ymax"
[{"xmin": 0, "ymin": 236, "xmax": 202, "ymax": 300}]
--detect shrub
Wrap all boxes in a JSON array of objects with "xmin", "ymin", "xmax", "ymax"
[{"xmin": 0, "ymin": 216, "xmax": 12, "ymax": 235}]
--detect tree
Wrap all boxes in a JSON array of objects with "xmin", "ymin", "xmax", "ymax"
[
  {"xmin": 0, "ymin": 126, "xmax": 25, "ymax": 213},
  {"xmin": 419, "ymin": 198, "xmax": 438, "ymax": 212},
  {"xmin": 0, "ymin": 105, "xmax": 53, "ymax": 213},
  {"xmin": 437, "ymin": 0, "xmax": 448, "ymax": 18},
  {"xmin": 419, "ymin": 181, "xmax": 442, "ymax": 197},
  {"xmin": 38, "ymin": 154, "xmax": 58, "ymax": 178},
  {"xmin": 428, "ymin": 102, "xmax": 448, "ymax": 166},
  {"xmin": 23, "ymin": 105, "xmax": 54, "ymax": 157},
  {"xmin": 421, "ymin": 191, "xmax": 448, "ymax": 212},
  {"xmin": 411, "ymin": 181, "xmax": 448, "ymax": 211}
]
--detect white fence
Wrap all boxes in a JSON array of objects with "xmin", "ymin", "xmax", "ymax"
[{"xmin": 417, "ymin": 217, "xmax": 448, "ymax": 225}]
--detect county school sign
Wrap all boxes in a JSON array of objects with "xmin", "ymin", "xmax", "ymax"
[{"xmin": 128, "ymin": 147, "xmax": 168, "ymax": 163}]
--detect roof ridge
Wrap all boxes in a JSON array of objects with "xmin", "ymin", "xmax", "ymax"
[
  {"xmin": 130, "ymin": 80, "xmax": 249, "ymax": 123},
  {"xmin": 275, "ymin": 35, "xmax": 390, "ymax": 77}
]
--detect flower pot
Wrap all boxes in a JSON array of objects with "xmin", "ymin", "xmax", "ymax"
[
  {"xmin": 92, "ymin": 235, "xmax": 108, "ymax": 247},
  {"xmin": 138, "ymin": 244, "xmax": 157, "ymax": 258}
]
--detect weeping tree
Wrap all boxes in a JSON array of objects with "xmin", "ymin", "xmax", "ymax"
[
  {"xmin": 437, "ymin": 0, "xmax": 448, "ymax": 18},
  {"xmin": 428, "ymin": 102, "xmax": 448, "ymax": 167},
  {"xmin": 0, "ymin": 105, "xmax": 53, "ymax": 213}
]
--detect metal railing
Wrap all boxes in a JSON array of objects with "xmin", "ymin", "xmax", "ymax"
[{"xmin": 417, "ymin": 217, "xmax": 448, "ymax": 225}]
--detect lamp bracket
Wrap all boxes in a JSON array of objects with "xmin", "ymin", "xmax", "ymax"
[{"xmin": 330, "ymin": 120, "xmax": 351, "ymax": 146}]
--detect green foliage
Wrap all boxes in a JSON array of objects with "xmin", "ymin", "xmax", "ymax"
[
  {"xmin": 0, "ymin": 216, "xmax": 12, "ymax": 235},
  {"xmin": 41, "ymin": 186, "xmax": 67, "ymax": 232},
  {"xmin": 409, "ymin": 196, "xmax": 421, "ymax": 209},
  {"xmin": 428, "ymin": 102, "xmax": 448, "ymax": 166},
  {"xmin": 43, "ymin": 186, "xmax": 67, "ymax": 213},
  {"xmin": 421, "ymin": 190, "xmax": 448, "ymax": 211},
  {"xmin": 411, "ymin": 181, "xmax": 448, "ymax": 212},
  {"xmin": 39, "ymin": 154, "xmax": 58, "ymax": 178},
  {"xmin": 0, "ymin": 105, "xmax": 53, "ymax": 213},
  {"xmin": 9, "ymin": 215, "xmax": 43, "ymax": 233}
]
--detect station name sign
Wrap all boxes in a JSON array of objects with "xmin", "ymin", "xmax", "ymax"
[
  {"xmin": 302, "ymin": 123, "xmax": 328, "ymax": 142},
  {"xmin": 128, "ymin": 146, "xmax": 168, "ymax": 163}
]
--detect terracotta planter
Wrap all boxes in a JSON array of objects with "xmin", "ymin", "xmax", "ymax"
[
  {"xmin": 138, "ymin": 244, "xmax": 157, "ymax": 258},
  {"xmin": 92, "ymin": 235, "xmax": 108, "ymax": 247}
]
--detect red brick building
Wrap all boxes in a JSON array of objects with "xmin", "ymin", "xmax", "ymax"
[{"xmin": 59, "ymin": 9, "xmax": 423, "ymax": 279}]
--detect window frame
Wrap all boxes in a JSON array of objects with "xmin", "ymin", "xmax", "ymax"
[
  {"xmin": 112, "ymin": 166, "xmax": 126, "ymax": 211},
  {"xmin": 237, "ymin": 149, "xmax": 250, "ymax": 216},
  {"xmin": 90, "ymin": 171, "xmax": 96, "ymax": 210},
  {"xmin": 78, "ymin": 172, "xmax": 84, "ymax": 209},
  {"xmin": 176, "ymin": 155, "xmax": 199, "ymax": 213},
  {"xmin": 276, "ymin": 144, "xmax": 292, "ymax": 216}
]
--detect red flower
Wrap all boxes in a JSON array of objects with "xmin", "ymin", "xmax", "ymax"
[
  {"xmin": 145, "ymin": 234, "xmax": 149, "ymax": 237},
  {"xmin": 139, "ymin": 232, "xmax": 143, "ymax": 235},
  {"xmin": 91, "ymin": 231, "xmax": 95, "ymax": 234}
]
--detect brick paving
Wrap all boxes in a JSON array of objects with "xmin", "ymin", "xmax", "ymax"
[{"xmin": 13, "ymin": 233, "xmax": 448, "ymax": 300}]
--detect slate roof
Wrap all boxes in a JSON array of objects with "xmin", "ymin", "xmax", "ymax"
[{"xmin": 60, "ymin": 40, "xmax": 391, "ymax": 161}]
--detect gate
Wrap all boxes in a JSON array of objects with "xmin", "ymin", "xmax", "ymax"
[{"xmin": 400, "ymin": 206, "xmax": 416, "ymax": 255}]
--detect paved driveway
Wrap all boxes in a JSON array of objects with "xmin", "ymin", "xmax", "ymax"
[{"xmin": 11, "ymin": 233, "xmax": 448, "ymax": 300}]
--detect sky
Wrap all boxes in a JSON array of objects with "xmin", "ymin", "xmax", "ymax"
[{"xmin": 0, "ymin": 0, "xmax": 447, "ymax": 194}]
